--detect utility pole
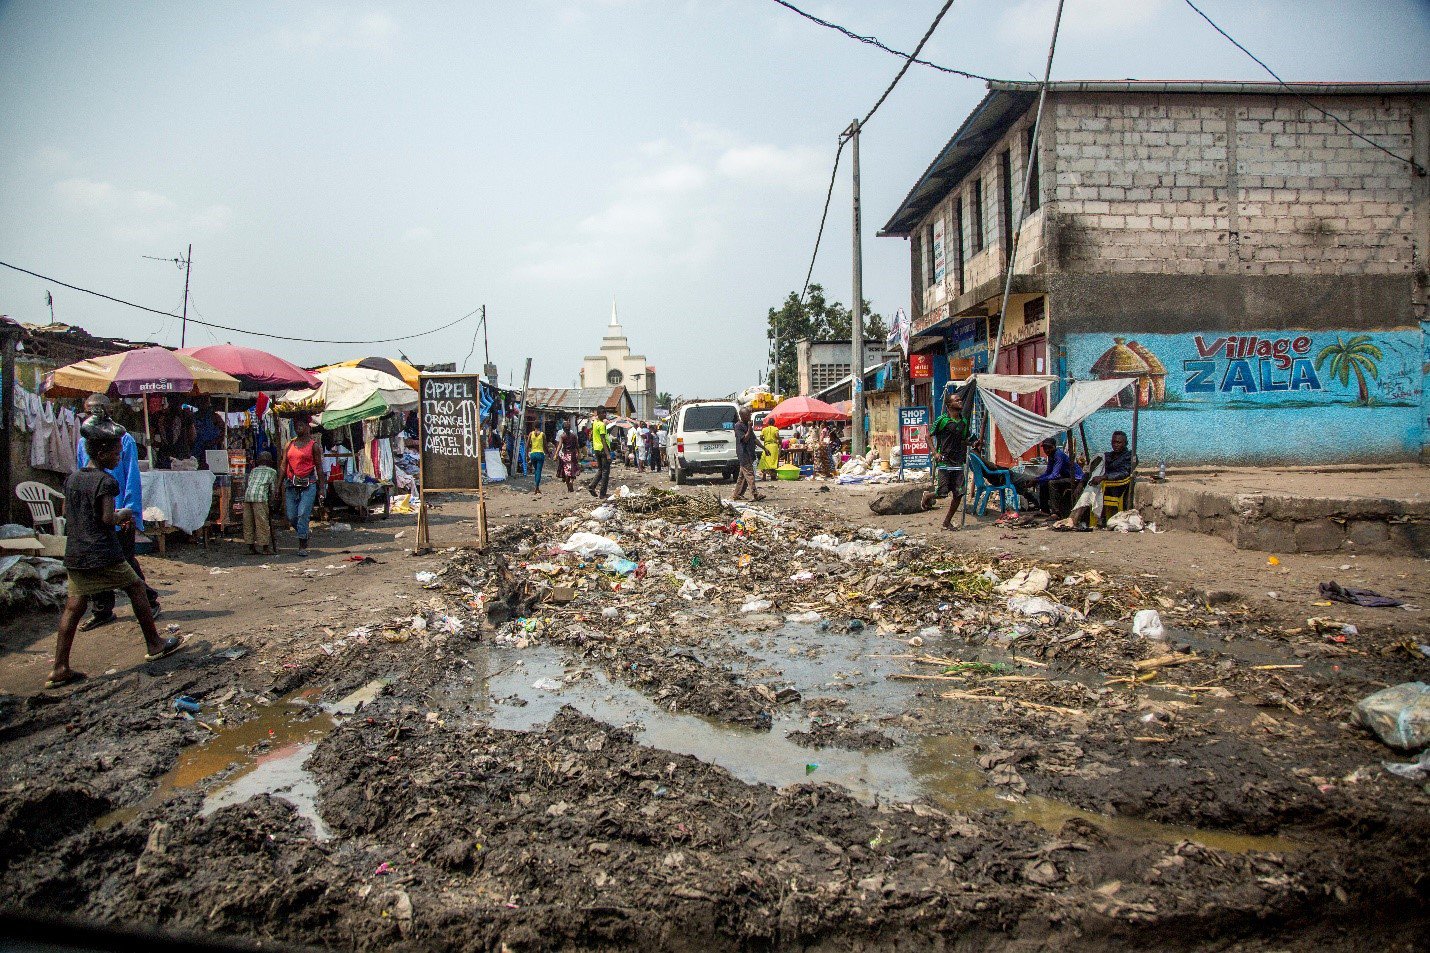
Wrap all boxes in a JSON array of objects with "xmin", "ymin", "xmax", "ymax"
[
  {"xmin": 180, "ymin": 243, "xmax": 192, "ymax": 346},
  {"xmin": 144, "ymin": 245, "xmax": 192, "ymax": 345},
  {"xmin": 771, "ymin": 318, "xmax": 779, "ymax": 397},
  {"xmin": 46, "ymin": 290, "xmax": 55, "ymax": 325},
  {"xmin": 847, "ymin": 118, "xmax": 867, "ymax": 456}
]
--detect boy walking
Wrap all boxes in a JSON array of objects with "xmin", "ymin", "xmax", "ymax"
[
  {"xmin": 243, "ymin": 451, "xmax": 278, "ymax": 554},
  {"xmin": 48, "ymin": 419, "xmax": 181, "ymax": 689}
]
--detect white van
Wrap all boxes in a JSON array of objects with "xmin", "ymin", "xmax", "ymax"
[{"xmin": 670, "ymin": 400, "xmax": 740, "ymax": 484}]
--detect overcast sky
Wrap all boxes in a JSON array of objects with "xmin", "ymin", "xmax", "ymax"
[{"xmin": 1, "ymin": 0, "xmax": 1426, "ymax": 396}]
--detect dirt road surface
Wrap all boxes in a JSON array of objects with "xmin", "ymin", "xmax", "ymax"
[{"xmin": 2, "ymin": 464, "xmax": 1426, "ymax": 951}]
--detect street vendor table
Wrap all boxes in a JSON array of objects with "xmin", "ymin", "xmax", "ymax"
[{"xmin": 140, "ymin": 470, "xmax": 217, "ymax": 536}]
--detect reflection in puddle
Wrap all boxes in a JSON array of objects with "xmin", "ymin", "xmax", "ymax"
[
  {"xmin": 481, "ymin": 639, "xmax": 1296, "ymax": 855},
  {"xmin": 97, "ymin": 681, "xmax": 386, "ymax": 838}
]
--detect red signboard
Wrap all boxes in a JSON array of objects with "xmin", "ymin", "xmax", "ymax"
[{"xmin": 908, "ymin": 353, "xmax": 934, "ymax": 380}]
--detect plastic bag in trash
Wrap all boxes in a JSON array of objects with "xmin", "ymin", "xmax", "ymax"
[
  {"xmin": 604, "ymin": 556, "xmax": 639, "ymax": 576},
  {"xmin": 1007, "ymin": 594, "xmax": 1080, "ymax": 624},
  {"xmin": 1105, "ymin": 509, "xmax": 1145, "ymax": 533},
  {"xmin": 590, "ymin": 505, "xmax": 616, "ymax": 522},
  {"xmin": 1353, "ymin": 682, "xmax": 1430, "ymax": 751},
  {"xmin": 740, "ymin": 598, "xmax": 773, "ymax": 614},
  {"xmin": 559, "ymin": 532, "xmax": 625, "ymax": 559},
  {"xmin": 1382, "ymin": 749, "xmax": 1430, "ymax": 780},
  {"xmin": 1132, "ymin": 609, "xmax": 1165, "ymax": 640},
  {"xmin": 996, "ymin": 568, "xmax": 1050, "ymax": 595}
]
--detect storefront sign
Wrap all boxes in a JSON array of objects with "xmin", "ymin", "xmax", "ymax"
[
  {"xmin": 1065, "ymin": 329, "xmax": 1424, "ymax": 465},
  {"xmin": 948, "ymin": 357, "xmax": 974, "ymax": 380},
  {"xmin": 419, "ymin": 373, "xmax": 484, "ymax": 491},
  {"xmin": 908, "ymin": 353, "xmax": 933, "ymax": 380},
  {"xmin": 932, "ymin": 217, "xmax": 946, "ymax": 285},
  {"xmin": 898, "ymin": 405, "xmax": 932, "ymax": 471}
]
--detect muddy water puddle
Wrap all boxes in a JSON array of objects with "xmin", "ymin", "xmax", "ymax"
[
  {"xmin": 478, "ymin": 634, "xmax": 1296, "ymax": 855},
  {"xmin": 96, "ymin": 681, "xmax": 388, "ymax": 838}
]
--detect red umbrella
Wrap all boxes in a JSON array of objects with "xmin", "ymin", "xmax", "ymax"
[
  {"xmin": 177, "ymin": 344, "xmax": 320, "ymax": 391},
  {"xmin": 766, "ymin": 395, "xmax": 849, "ymax": 427}
]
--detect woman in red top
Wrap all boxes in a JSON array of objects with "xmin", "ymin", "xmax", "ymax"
[{"xmin": 280, "ymin": 417, "xmax": 325, "ymax": 557}]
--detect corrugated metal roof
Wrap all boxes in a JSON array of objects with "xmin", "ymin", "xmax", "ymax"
[{"xmin": 526, "ymin": 385, "xmax": 633, "ymax": 413}]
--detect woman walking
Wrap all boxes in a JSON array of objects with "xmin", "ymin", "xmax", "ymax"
[
  {"xmin": 758, "ymin": 418, "xmax": 780, "ymax": 481},
  {"xmin": 528, "ymin": 423, "xmax": 546, "ymax": 495},
  {"xmin": 555, "ymin": 418, "xmax": 580, "ymax": 493},
  {"xmin": 281, "ymin": 416, "xmax": 325, "ymax": 557}
]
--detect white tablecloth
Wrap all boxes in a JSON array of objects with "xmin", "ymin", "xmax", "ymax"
[{"xmin": 140, "ymin": 471, "xmax": 216, "ymax": 533}]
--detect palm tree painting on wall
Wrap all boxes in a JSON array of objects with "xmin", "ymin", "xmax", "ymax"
[{"xmin": 1314, "ymin": 335, "xmax": 1383, "ymax": 405}]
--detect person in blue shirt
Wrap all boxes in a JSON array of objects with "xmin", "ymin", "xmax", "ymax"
[
  {"xmin": 1015, "ymin": 437, "xmax": 1084, "ymax": 515},
  {"xmin": 74, "ymin": 394, "xmax": 161, "ymax": 630}
]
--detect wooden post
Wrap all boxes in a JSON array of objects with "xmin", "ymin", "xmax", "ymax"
[
  {"xmin": 475, "ymin": 395, "xmax": 488, "ymax": 548},
  {"xmin": 141, "ymin": 397, "xmax": 155, "ymax": 467},
  {"xmin": 0, "ymin": 327, "xmax": 16, "ymax": 525},
  {"xmin": 415, "ymin": 391, "xmax": 431, "ymax": 553},
  {"xmin": 516, "ymin": 356, "xmax": 532, "ymax": 474}
]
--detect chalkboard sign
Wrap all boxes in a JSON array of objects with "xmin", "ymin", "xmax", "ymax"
[{"xmin": 419, "ymin": 373, "xmax": 484, "ymax": 491}]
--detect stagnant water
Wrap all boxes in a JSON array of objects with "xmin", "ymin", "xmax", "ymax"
[{"xmin": 101, "ymin": 624, "xmax": 1295, "ymax": 855}]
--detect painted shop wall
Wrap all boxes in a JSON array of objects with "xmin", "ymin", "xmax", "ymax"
[{"xmin": 1066, "ymin": 327, "xmax": 1424, "ymax": 465}]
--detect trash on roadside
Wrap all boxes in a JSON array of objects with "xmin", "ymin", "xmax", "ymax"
[
  {"xmin": 591, "ymin": 505, "xmax": 616, "ymax": 522},
  {"xmin": 414, "ymin": 571, "xmax": 439, "ymax": 584},
  {"xmin": 1319, "ymin": 581, "xmax": 1404, "ymax": 608},
  {"xmin": 328, "ymin": 523, "xmax": 353, "ymax": 533},
  {"xmin": 173, "ymin": 695, "xmax": 201, "ymax": 715},
  {"xmin": 805, "ymin": 763, "xmax": 820, "ymax": 775},
  {"xmin": 604, "ymin": 556, "xmax": 640, "ymax": 576},
  {"xmin": 1132, "ymin": 609, "xmax": 1165, "ymax": 641},
  {"xmin": 1381, "ymin": 750, "xmax": 1430, "ymax": 780},
  {"xmin": 1307, "ymin": 617, "xmax": 1358, "ymax": 638},
  {"xmin": 1105, "ymin": 510, "xmax": 1145, "ymax": 533},
  {"xmin": 1008, "ymin": 594, "xmax": 1080, "ymax": 624},
  {"xmin": 532, "ymin": 678, "xmax": 564, "ymax": 692},
  {"xmin": 560, "ymin": 532, "xmax": 625, "ymax": 559},
  {"xmin": 1353, "ymin": 682, "xmax": 1430, "ymax": 751},
  {"xmin": 740, "ymin": 598, "xmax": 773, "ymax": 614},
  {"xmin": 996, "ymin": 568, "xmax": 1050, "ymax": 595},
  {"xmin": 784, "ymin": 610, "xmax": 821, "ymax": 623}
]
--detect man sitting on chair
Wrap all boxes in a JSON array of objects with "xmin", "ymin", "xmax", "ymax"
[
  {"xmin": 1014, "ymin": 437, "xmax": 1083, "ymax": 515},
  {"xmin": 1058, "ymin": 430, "xmax": 1133, "ymax": 531}
]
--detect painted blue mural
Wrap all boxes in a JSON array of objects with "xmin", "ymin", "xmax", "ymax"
[{"xmin": 1065, "ymin": 329, "xmax": 1424, "ymax": 465}]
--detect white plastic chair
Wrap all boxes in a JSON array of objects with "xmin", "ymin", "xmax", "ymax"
[{"xmin": 16, "ymin": 481, "xmax": 66, "ymax": 535}]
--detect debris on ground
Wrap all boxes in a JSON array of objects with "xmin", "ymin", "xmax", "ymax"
[{"xmin": 1354, "ymin": 682, "xmax": 1430, "ymax": 751}]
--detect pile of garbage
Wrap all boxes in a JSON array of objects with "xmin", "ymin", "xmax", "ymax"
[{"xmin": 1, "ymin": 524, "xmax": 66, "ymax": 611}]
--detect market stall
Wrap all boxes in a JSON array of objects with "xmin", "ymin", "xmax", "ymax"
[{"xmin": 43, "ymin": 347, "xmax": 240, "ymax": 546}]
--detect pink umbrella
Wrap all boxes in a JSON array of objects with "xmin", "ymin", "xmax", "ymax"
[
  {"xmin": 766, "ymin": 395, "xmax": 849, "ymax": 428},
  {"xmin": 177, "ymin": 344, "xmax": 320, "ymax": 391}
]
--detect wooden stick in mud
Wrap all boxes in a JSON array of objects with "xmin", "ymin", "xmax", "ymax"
[{"xmin": 1132, "ymin": 653, "xmax": 1200, "ymax": 672}]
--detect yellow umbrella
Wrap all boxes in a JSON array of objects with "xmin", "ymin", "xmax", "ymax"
[{"xmin": 320, "ymin": 357, "xmax": 420, "ymax": 390}]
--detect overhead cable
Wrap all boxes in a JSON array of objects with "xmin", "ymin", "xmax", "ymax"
[
  {"xmin": 855, "ymin": 0, "xmax": 959, "ymax": 129},
  {"xmin": 768, "ymin": 0, "xmax": 997, "ymax": 82},
  {"xmin": 798, "ymin": 138, "xmax": 848, "ymax": 305},
  {"xmin": 0, "ymin": 259, "xmax": 478, "ymax": 345},
  {"xmin": 1182, "ymin": 0, "xmax": 1424, "ymax": 175}
]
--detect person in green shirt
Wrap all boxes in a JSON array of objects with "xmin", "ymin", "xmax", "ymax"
[
  {"xmin": 585, "ymin": 407, "xmax": 611, "ymax": 498},
  {"xmin": 931, "ymin": 388, "xmax": 980, "ymax": 530},
  {"xmin": 243, "ymin": 451, "xmax": 278, "ymax": 555}
]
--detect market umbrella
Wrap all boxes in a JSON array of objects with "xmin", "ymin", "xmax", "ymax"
[
  {"xmin": 321, "ymin": 357, "xmax": 420, "ymax": 390},
  {"xmin": 275, "ymin": 366, "xmax": 417, "ymax": 430},
  {"xmin": 830, "ymin": 400, "xmax": 853, "ymax": 416},
  {"xmin": 43, "ymin": 346, "xmax": 240, "ymax": 467},
  {"xmin": 43, "ymin": 346, "xmax": 240, "ymax": 399},
  {"xmin": 766, "ymin": 395, "xmax": 849, "ymax": 428},
  {"xmin": 177, "ymin": 344, "xmax": 320, "ymax": 391}
]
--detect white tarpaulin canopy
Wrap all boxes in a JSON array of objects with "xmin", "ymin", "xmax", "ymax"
[
  {"xmin": 974, "ymin": 376, "xmax": 1136, "ymax": 458},
  {"xmin": 968, "ymin": 373, "xmax": 1058, "ymax": 395},
  {"xmin": 275, "ymin": 366, "xmax": 418, "ymax": 429}
]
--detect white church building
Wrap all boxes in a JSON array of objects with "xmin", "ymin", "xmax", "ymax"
[{"xmin": 579, "ymin": 300, "xmax": 657, "ymax": 420}]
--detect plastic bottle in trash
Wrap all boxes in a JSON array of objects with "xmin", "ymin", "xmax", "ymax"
[{"xmin": 1157, "ymin": 458, "xmax": 1167, "ymax": 482}]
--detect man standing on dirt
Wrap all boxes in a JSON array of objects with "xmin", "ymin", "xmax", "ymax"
[
  {"xmin": 731, "ymin": 408, "xmax": 765, "ymax": 502},
  {"xmin": 585, "ymin": 407, "xmax": 612, "ymax": 498},
  {"xmin": 933, "ymin": 389, "xmax": 980, "ymax": 531},
  {"xmin": 74, "ymin": 393, "xmax": 160, "ymax": 630}
]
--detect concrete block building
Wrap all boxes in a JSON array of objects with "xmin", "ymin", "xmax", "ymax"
[{"xmin": 880, "ymin": 80, "xmax": 1429, "ymax": 465}]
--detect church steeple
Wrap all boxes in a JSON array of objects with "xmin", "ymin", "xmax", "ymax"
[{"xmin": 609, "ymin": 297, "xmax": 620, "ymax": 330}]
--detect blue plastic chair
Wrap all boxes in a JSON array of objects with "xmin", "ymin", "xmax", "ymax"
[{"xmin": 968, "ymin": 453, "xmax": 1020, "ymax": 517}]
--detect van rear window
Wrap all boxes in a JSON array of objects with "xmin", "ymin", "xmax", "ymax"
[{"xmin": 683, "ymin": 405, "xmax": 737, "ymax": 431}]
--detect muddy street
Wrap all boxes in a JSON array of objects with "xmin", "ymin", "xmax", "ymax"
[{"xmin": 2, "ymin": 471, "xmax": 1427, "ymax": 951}]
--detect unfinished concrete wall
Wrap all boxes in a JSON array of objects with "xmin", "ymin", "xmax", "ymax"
[{"xmin": 1049, "ymin": 93, "xmax": 1417, "ymax": 277}]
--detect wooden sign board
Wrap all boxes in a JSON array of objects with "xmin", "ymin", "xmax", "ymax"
[{"xmin": 417, "ymin": 373, "xmax": 488, "ymax": 549}]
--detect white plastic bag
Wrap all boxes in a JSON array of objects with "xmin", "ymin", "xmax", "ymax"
[
  {"xmin": 559, "ymin": 532, "xmax": 625, "ymax": 559},
  {"xmin": 1354, "ymin": 682, "xmax": 1430, "ymax": 751},
  {"xmin": 590, "ymin": 505, "xmax": 616, "ymax": 522},
  {"xmin": 1132, "ymin": 609, "xmax": 1165, "ymax": 640},
  {"xmin": 997, "ymin": 568, "xmax": 1050, "ymax": 595},
  {"xmin": 1106, "ymin": 509, "xmax": 1145, "ymax": 533}
]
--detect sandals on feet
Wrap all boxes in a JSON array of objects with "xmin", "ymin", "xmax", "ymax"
[
  {"xmin": 78, "ymin": 613, "xmax": 115, "ymax": 632},
  {"xmin": 145, "ymin": 636, "xmax": 183, "ymax": 662}
]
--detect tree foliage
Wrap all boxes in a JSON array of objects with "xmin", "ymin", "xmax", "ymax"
[{"xmin": 765, "ymin": 284, "xmax": 888, "ymax": 395}]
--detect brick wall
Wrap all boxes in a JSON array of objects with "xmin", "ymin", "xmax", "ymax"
[{"xmin": 1050, "ymin": 94, "xmax": 1419, "ymax": 277}]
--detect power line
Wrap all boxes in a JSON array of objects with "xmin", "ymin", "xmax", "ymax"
[
  {"xmin": 798, "ymin": 138, "xmax": 847, "ymax": 305},
  {"xmin": 768, "ymin": 0, "xmax": 997, "ymax": 82},
  {"xmin": 0, "ymin": 258, "xmax": 478, "ymax": 345},
  {"xmin": 1182, "ymin": 0, "xmax": 1424, "ymax": 175},
  {"xmin": 856, "ymin": 0, "xmax": 959, "ymax": 129}
]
